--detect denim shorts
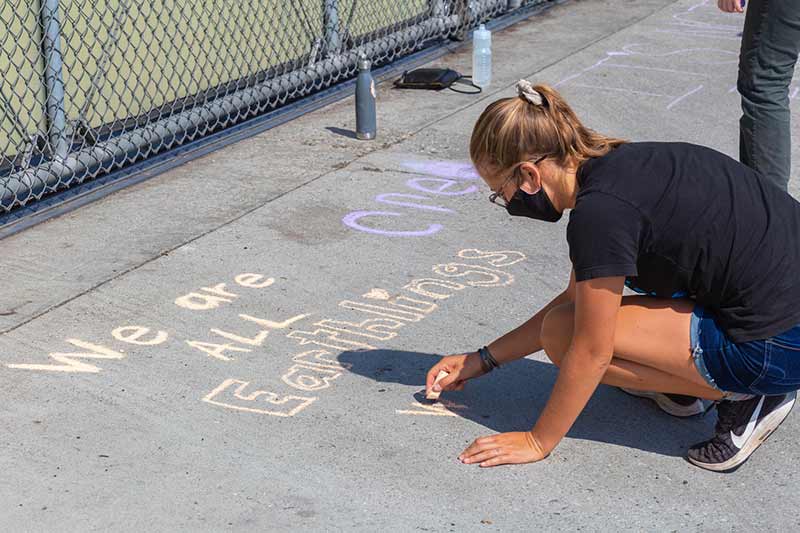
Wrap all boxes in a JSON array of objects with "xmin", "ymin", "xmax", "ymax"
[{"xmin": 691, "ymin": 305, "xmax": 800, "ymax": 395}]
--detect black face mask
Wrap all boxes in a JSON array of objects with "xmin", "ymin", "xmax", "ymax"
[{"xmin": 505, "ymin": 187, "xmax": 562, "ymax": 222}]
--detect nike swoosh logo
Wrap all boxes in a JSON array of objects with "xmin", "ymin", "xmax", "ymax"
[{"xmin": 731, "ymin": 396, "xmax": 765, "ymax": 449}]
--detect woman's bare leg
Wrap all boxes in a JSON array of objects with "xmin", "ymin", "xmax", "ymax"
[{"xmin": 540, "ymin": 296, "xmax": 724, "ymax": 401}]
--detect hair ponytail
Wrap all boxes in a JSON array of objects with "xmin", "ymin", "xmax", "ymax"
[{"xmin": 469, "ymin": 81, "xmax": 627, "ymax": 177}]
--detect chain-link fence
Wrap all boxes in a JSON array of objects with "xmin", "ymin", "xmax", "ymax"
[{"xmin": 0, "ymin": 0, "xmax": 548, "ymax": 215}]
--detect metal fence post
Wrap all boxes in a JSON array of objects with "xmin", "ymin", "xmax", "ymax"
[
  {"xmin": 431, "ymin": 0, "xmax": 447, "ymax": 17},
  {"xmin": 323, "ymin": 0, "xmax": 341, "ymax": 55},
  {"xmin": 507, "ymin": 0, "xmax": 523, "ymax": 9},
  {"xmin": 40, "ymin": 0, "xmax": 69, "ymax": 159}
]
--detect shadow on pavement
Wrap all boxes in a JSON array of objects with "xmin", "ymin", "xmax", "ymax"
[
  {"xmin": 325, "ymin": 126, "xmax": 358, "ymax": 139},
  {"xmin": 339, "ymin": 349, "xmax": 715, "ymax": 458}
]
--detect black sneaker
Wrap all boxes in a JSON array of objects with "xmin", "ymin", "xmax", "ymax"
[
  {"xmin": 687, "ymin": 391, "xmax": 797, "ymax": 472},
  {"xmin": 620, "ymin": 387, "xmax": 706, "ymax": 417}
]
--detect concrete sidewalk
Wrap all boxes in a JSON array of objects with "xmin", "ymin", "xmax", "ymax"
[{"xmin": 2, "ymin": 0, "xmax": 799, "ymax": 531}]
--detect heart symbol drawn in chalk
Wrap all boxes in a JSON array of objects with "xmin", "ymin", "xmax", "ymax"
[{"xmin": 362, "ymin": 288, "xmax": 391, "ymax": 301}]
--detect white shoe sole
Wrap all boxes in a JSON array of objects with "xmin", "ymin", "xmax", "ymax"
[
  {"xmin": 687, "ymin": 391, "xmax": 797, "ymax": 472},
  {"xmin": 620, "ymin": 387, "xmax": 706, "ymax": 417}
]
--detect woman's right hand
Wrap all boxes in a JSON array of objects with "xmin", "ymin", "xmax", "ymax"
[{"xmin": 425, "ymin": 352, "xmax": 486, "ymax": 396}]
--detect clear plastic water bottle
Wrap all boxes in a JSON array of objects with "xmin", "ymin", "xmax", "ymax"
[{"xmin": 472, "ymin": 24, "xmax": 492, "ymax": 88}]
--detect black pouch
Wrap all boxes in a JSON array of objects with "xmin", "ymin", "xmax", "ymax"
[{"xmin": 394, "ymin": 67, "xmax": 481, "ymax": 94}]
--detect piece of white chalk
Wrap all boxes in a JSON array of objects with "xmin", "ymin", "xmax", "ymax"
[{"xmin": 426, "ymin": 370, "xmax": 449, "ymax": 400}]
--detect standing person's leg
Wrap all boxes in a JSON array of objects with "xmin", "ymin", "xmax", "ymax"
[{"xmin": 738, "ymin": 0, "xmax": 800, "ymax": 190}]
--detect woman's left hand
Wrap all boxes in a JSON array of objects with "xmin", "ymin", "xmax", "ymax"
[{"xmin": 458, "ymin": 431, "xmax": 549, "ymax": 467}]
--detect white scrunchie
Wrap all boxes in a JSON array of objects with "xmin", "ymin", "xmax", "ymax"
[{"xmin": 517, "ymin": 79, "xmax": 544, "ymax": 106}]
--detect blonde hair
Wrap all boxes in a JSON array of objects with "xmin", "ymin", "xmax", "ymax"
[{"xmin": 469, "ymin": 82, "xmax": 627, "ymax": 180}]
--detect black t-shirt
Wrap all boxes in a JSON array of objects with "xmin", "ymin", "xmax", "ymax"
[{"xmin": 568, "ymin": 142, "xmax": 800, "ymax": 343}]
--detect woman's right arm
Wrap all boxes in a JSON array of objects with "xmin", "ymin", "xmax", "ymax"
[{"xmin": 426, "ymin": 269, "xmax": 575, "ymax": 393}]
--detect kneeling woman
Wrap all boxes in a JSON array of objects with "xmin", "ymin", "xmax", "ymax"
[{"xmin": 426, "ymin": 80, "xmax": 800, "ymax": 472}]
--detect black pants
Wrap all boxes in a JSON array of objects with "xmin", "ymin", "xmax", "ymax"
[{"xmin": 738, "ymin": 0, "xmax": 800, "ymax": 191}]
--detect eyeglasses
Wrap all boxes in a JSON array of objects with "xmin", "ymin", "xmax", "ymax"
[{"xmin": 488, "ymin": 154, "xmax": 547, "ymax": 208}]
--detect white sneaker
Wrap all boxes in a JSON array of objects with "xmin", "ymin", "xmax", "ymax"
[{"xmin": 620, "ymin": 387, "xmax": 706, "ymax": 417}]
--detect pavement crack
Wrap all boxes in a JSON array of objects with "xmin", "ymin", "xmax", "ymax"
[{"xmin": 0, "ymin": 131, "xmax": 416, "ymax": 337}]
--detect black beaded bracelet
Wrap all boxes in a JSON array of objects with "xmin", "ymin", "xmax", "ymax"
[{"xmin": 478, "ymin": 345, "xmax": 500, "ymax": 373}]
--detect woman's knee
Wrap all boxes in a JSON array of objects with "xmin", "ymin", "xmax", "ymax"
[{"xmin": 540, "ymin": 303, "xmax": 574, "ymax": 366}]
